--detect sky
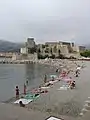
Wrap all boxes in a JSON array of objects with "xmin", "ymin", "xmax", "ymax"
[{"xmin": 0, "ymin": 0, "xmax": 90, "ymax": 45}]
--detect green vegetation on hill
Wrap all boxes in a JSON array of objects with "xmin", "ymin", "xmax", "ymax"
[{"xmin": 80, "ymin": 50, "xmax": 90, "ymax": 57}]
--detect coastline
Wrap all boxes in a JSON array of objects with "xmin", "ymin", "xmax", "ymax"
[
  {"xmin": 1, "ymin": 59, "xmax": 89, "ymax": 120},
  {"xmin": 4, "ymin": 59, "xmax": 78, "ymax": 103}
]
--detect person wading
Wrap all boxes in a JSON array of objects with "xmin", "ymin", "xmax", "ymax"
[
  {"xmin": 24, "ymin": 83, "xmax": 27, "ymax": 95},
  {"xmin": 44, "ymin": 74, "xmax": 47, "ymax": 83},
  {"xmin": 15, "ymin": 86, "xmax": 19, "ymax": 99}
]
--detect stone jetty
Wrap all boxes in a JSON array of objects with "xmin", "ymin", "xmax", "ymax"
[{"xmin": 0, "ymin": 60, "xmax": 37, "ymax": 64}]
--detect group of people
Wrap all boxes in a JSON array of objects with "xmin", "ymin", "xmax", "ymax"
[
  {"xmin": 15, "ymin": 80, "xmax": 29, "ymax": 99},
  {"xmin": 60, "ymin": 69, "xmax": 77, "ymax": 89},
  {"xmin": 75, "ymin": 68, "xmax": 80, "ymax": 77},
  {"xmin": 69, "ymin": 80, "xmax": 76, "ymax": 89}
]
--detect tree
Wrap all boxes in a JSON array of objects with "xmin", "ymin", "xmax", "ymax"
[
  {"xmin": 42, "ymin": 45, "xmax": 45, "ymax": 48},
  {"xmin": 37, "ymin": 48, "xmax": 41, "ymax": 53},
  {"xmin": 50, "ymin": 54, "xmax": 55, "ymax": 59},
  {"xmin": 56, "ymin": 54, "xmax": 65, "ymax": 59},
  {"xmin": 45, "ymin": 44, "xmax": 48, "ymax": 47},
  {"xmin": 38, "ymin": 54, "xmax": 49, "ymax": 59},
  {"xmin": 80, "ymin": 50, "xmax": 90, "ymax": 57},
  {"xmin": 37, "ymin": 48, "xmax": 41, "ymax": 59},
  {"xmin": 30, "ymin": 47, "xmax": 36, "ymax": 54}
]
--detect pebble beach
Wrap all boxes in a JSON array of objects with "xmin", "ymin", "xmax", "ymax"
[{"xmin": 1, "ymin": 59, "xmax": 90, "ymax": 120}]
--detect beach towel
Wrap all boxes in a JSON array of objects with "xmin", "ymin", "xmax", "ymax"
[
  {"xmin": 50, "ymin": 75, "xmax": 57, "ymax": 78},
  {"xmin": 46, "ymin": 116, "xmax": 62, "ymax": 120},
  {"xmin": 49, "ymin": 80, "xmax": 58, "ymax": 84},
  {"xmin": 58, "ymin": 87, "xmax": 68, "ymax": 90},
  {"xmin": 24, "ymin": 93, "xmax": 40, "ymax": 100},
  {"xmin": 41, "ymin": 86, "xmax": 50, "ymax": 89},
  {"xmin": 58, "ymin": 85, "xmax": 70, "ymax": 90},
  {"xmin": 14, "ymin": 98, "xmax": 32, "ymax": 105},
  {"xmin": 62, "ymin": 77, "xmax": 73, "ymax": 83}
]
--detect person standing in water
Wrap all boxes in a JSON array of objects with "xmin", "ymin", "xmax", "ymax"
[
  {"xmin": 15, "ymin": 86, "xmax": 19, "ymax": 99},
  {"xmin": 26, "ymin": 80, "xmax": 28, "ymax": 86},
  {"xmin": 44, "ymin": 74, "xmax": 47, "ymax": 83},
  {"xmin": 75, "ymin": 70, "xmax": 78, "ymax": 77},
  {"xmin": 24, "ymin": 83, "xmax": 27, "ymax": 95}
]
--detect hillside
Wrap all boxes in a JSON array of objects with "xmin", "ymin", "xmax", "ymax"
[{"xmin": 0, "ymin": 40, "xmax": 24, "ymax": 52}]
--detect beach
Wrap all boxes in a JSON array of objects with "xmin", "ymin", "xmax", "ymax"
[
  {"xmin": 26, "ymin": 60, "xmax": 87, "ymax": 119},
  {"xmin": 1, "ymin": 59, "xmax": 90, "ymax": 120}
]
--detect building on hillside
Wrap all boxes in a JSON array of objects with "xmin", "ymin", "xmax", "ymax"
[
  {"xmin": 26, "ymin": 38, "xmax": 36, "ymax": 54},
  {"xmin": 20, "ymin": 37, "xmax": 37, "ymax": 60},
  {"xmin": 57, "ymin": 44, "xmax": 69, "ymax": 55},
  {"xmin": 59, "ymin": 41, "xmax": 74, "ymax": 53},
  {"xmin": 45, "ymin": 42, "xmax": 58, "ymax": 46},
  {"xmin": 26, "ymin": 38, "xmax": 35, "ymax": 48},
  {"xmin": 20, "ymin": 47, "xmax": 28, "ymax": 54},
  {"xmin": 37, "ymin": 42, "xmax": 69, "ymax": 56},
  {"xmin": 37, "ymin": 41, "xmax": 81, "ymax": 57},
  {"xmin": 72, "ymin": 45, "xmax": 80, "ymax": 53},
  {"xmin": 20, "ymin": 37, "xmax": 36, "ymax": 54},
  {"xmin": 79, "ymin": 46, "xmax": 86, "ymax": 52},
  {"xmin": 45, "ymin": 41, "xmax": 72, "ymax": 55}
]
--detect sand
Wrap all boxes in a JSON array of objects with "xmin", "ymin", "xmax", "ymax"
[{"xmin": 0, "ymin": 103, "xmax": 48, "ymax": 120}]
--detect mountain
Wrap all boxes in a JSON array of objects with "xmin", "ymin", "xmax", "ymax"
[{"xmin": 0, "ymin": 40, "xmax": 24, "ymax": 52}]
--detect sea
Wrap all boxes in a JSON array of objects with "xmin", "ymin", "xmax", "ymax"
[{"xmin": 0, "ymin": 62, "xmax": 57, "ymax": 102}]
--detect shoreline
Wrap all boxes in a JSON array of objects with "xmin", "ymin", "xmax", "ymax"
[
  {"xmin": 3, "ymin": 59, "xmax": 78, "ymax": 103},
  {"xmin": 1, "ymin": 59, "xmax": 88, "ymax": 120},
  {"xmin": 0, "ymin": 58, "xmax": 85, "ymax": 65}
]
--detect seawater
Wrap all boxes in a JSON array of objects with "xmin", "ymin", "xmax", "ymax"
[{"xmin": 0, "ymin": 63, "xmax": 57, "ymax": 101}]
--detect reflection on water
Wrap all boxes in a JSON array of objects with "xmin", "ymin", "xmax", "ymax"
[{"xmin": 0, "ymin": 64, "xmax": 56, "ymax": 101}]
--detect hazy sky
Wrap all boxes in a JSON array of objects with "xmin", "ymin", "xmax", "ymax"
[{"xmin": 0, "ymin": 0, "xmax": 90, "ymax": 44}]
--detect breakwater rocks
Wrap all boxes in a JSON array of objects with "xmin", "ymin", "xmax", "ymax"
[
  {"xmin": 0, "ymin": 59, "xmax": 83, "ymax": 67},
  {"xmin": 0, "ymin": 60, "xmax": 37, "ymax": 64}
]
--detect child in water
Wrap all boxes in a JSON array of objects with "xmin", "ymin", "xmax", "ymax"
[
  {"xmin": 44, "ymin": 74, "xmax": 47, "ymax": 83},
  {"xmin": 24, "ymin": 83, "xmax": 27, "ymax": 95},
  {"xmin": 15, "ymin": 86, "xmax": 19, "ymax": 99}
]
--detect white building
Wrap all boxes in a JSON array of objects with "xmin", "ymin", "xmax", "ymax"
[{"xmin": 20, "ymin": 47, "xmax": 27, "ymax": 54}]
